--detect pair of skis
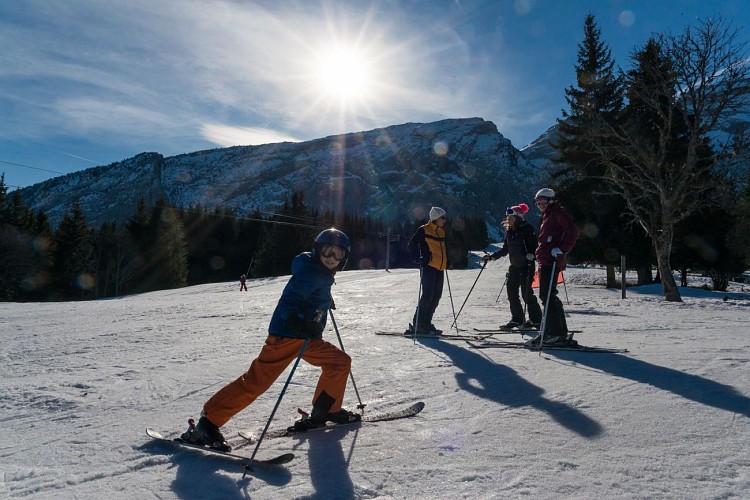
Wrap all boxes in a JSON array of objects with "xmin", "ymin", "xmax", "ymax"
[
  {"xmin": 376, "ymin": 328, "xmax": 626, "ymax": 354},
  {"xmin": 146, "ymin": 401, "xmax": 425, "ymax": 473},
  {"xmin": 466, "ymin": 339, "xmax": 629, "ymax": 353}
]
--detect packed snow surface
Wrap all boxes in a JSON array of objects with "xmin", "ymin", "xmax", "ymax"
[{"xmin": 2, "ymin": 263, "xmax": 749, "ymax": 499}]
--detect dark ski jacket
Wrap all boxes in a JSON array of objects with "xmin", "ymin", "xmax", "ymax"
[
  {"xmin": 268, "ymin": 252, "xmax": 334, "ymax": 339},
  {"xmin": 535, "ymin": 202, "xmax": 579, "ymax": 269},
  {"xmin": 490, "ymin": 220, "xmax": 537, "ymax": 268}
]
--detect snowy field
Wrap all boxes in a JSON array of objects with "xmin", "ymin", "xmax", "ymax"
[{"xmin": 2, "ymin": 260, "xmax": 749, "ymax": 499}]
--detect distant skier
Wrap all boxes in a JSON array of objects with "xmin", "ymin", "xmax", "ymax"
[
  {"xmin": 188, "ymin": 228, "xmax": 360, "ymax": 451},
  {"xmin": 482, "ymin": 203, "xmax": 542, "ymax": 330},
  {"xmin": 407, "ymin": 206, "xmax": 448, "ymax": 334},
  {"xmin": 528, "ymin": 188, "xmax": 579, "ymax": 347},
  {"xmin": 240, "ymin": 274, "xmax": 248, "ymax": 291}
]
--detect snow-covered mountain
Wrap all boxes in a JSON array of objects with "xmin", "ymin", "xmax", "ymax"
[
  {"xmin": 520, "ymin": 123, "xmax": 561, "ymax": 174},
  {"xmin": 18, "ymin": 118, "xmax": 544, "ymax": 229}
]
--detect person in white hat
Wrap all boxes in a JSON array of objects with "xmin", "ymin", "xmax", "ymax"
[
  {"xmin": 529, "ymin": 188, "xmax": 579, "ymax": 347},
  {"xmin": 406, "ymin": 206, "xmax": 448, "ymax": 334}
]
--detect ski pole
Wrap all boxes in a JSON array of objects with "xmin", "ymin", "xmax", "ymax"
[
  {"xmin": 450, "ymin": 261, "xmax": 487, "ymax": 329},
  {"xmin": 445, "ymin": 269, "xmax": 458, "ymax": 333},
  {"xmin": 538, "ymin": 260, "xmax": 557, "ymax": 356},
  {"xmin": 247, "ymin": 338, "xmax": 310, "ymax": 470},
  {"xmin": 561, "ymin": 271, "xmax": 570, "ymax": 305},
  {"xmin": 495, "ymin": 271, "xmax": 509, "ymax": 303},
  {"xmin": 412, "ymin": 266, "xmax": 423, "ymax": 342},
  {"xmin": 328, "ymin": 309, "xmax": 366, "ymax": 411}
]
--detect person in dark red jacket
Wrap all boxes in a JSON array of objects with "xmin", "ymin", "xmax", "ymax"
[
  {"xmin": 482, "ymin": 203, "xmax": 542, "ymax": 330},
  {"xmin": 529, "ymin": 188, "xmax": 579, "ymax": 346}
]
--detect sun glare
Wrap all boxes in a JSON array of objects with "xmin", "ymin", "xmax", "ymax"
[{"xmin": 315, "ymin": 46, "xmax": 372, "ymax": 101}]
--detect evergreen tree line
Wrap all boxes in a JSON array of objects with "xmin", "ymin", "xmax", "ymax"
[
  {"xmin": 551, "ymin": 14, "xmax": 750, "ymax": 296},
  {"xmin": 0, "ymin": 182, "xmax": 489, "ymax": 302}
]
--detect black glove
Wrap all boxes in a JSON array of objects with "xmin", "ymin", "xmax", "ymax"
[
  {"xmin": 285, "ymin": 311, "xmax": 325, "ymax": 338},
  {"xmin": 304, "ymin": 319, "xmax": 324, "ymax": 338},
  {"xmin": 330, "ymin": 298, "xmax": 336, "ymax": 310},
  {"xmin": 285, "ymin": 313, "xmax": 305, "ymax": 334},
  {"xmin": 304, "ymin": 310, "xmax": 325, "ymax": 338}
]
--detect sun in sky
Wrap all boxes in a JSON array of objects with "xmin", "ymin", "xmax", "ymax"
[
  {"xmin": 314, "ymin": 44, "xmax": 372, "ymax": 102},
  {"xmin": 292, "ymin": 34, "xmax": 393, "ymax": 135}
]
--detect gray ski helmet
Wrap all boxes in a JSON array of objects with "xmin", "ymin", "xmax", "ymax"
[
  {"xmin": 313, "ymin": 228, "xmax": 350, "ymax": 269},
  {"xmin": 534, "ymin": 187, "xmax": 555, "ymax": 200}
]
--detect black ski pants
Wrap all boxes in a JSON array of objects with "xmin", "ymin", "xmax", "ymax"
[
  {"xmin": 507, "ymin": 263, "xmax": 542, "ymax": 324},
  {"xmin": 415, "ymin": 265, "xmax": 444, "ymax": 327},
  {"xmin": 538, "ymin": 264, "xmax": 568, "ymax": 337}
]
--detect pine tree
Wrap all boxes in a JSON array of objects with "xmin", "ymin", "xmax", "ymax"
[
  {"xmin": 144, "ymin": 199, "xmax": 188, "ymax": 291},
  {"xmin": 551, "ymin": 14, "xmax": 647, "ymax": 286},
  {"xmin": 583, "ymin": 18, "xmax": 748, "ymax": 301},
  {"xmin": 51, "ymin": 201, "xmax": 94, "ymax": 299},
  {"xmin": 252, "ymin": 192, "xmax": 318, "ymax": 277},
  {"xmin": 124, "ymin": 197, "xmax": 152, "ymax": 293}
]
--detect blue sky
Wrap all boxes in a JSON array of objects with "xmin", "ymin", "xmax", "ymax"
[{"xmin": 1, "ymin": 0, "xmax": 748, "ymax": 190}]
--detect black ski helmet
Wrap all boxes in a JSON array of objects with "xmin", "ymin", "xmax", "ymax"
[{"xmin": 313, "ymin": 228, "xmax": 350, "ymax": 270}]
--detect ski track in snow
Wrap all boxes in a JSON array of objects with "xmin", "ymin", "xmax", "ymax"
[{"xmin": 2, "ymin": 263, "xmax": 749, "ymax": 499}]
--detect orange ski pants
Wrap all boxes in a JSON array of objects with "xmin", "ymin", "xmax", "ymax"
[{"xmin": 202, "ymin": 336, "xmax": 351, "ymax": 428}]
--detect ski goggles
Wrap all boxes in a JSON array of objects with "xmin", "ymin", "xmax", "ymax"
[{"xmin": 320, "ymin": 246, "xmax": 347, "ymax": 261}]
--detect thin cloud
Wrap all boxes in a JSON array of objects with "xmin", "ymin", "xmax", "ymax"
[{"xmin": 201, "ymin": 124, "xmax": 300, "ymax": 147}]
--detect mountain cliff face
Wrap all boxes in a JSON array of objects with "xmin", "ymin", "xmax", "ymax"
[{"xmin": 19, "ymin": 118, "xmax": 544, "ymax": 231}]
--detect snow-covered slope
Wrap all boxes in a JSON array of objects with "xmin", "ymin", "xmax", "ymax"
[{"xmin": 2, "ymin": 262, "xmax": 749, "ymax": 498}]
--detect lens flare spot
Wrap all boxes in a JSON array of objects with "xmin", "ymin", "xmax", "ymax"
[
  {"xmin": 619, "ymin": 10, "xmax": 635, "ymax": 27},
  {"xmin": 433, "ymin": 141, "xmax": 449, "ymax": 156},
  {"xmin": 77, "ymin": 273, "xmax": 96, "ymax": 290},
  {"xmin": 583, "ymin": 223, "xmax": 599, "ymax": 238}
]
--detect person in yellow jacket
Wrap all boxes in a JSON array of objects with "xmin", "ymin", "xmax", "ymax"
[{"xmin": 407, "ymin": 206, "xmax": 448, "ymax": 334}]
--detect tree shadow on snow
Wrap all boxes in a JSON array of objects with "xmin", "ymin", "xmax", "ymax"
[
  {"xmin": 424, "ymin": 339, "xmax": 603, "ymax": 438},
  {"xmin": 140, "ymin": 439, "xmax": 292, "ymax": 499},
  {"xmin": 549, "ymin": 351, "xmax": 750, "ymax": 418}
]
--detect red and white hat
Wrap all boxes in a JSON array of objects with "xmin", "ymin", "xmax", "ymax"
[{"xmin": 505, "ymin": 203, "xmax": 529, "ymax": 218}]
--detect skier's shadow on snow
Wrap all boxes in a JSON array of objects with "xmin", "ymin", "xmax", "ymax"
[
  {"xmin": 141, "ymin": 440, "xmax": 292, "ymax": 498},
  {"xmin": 289, "ymin": 424, "xmax": 358, "ymax": 499},
  {"xmin": 425, "ymin": 339, "xmax": 603, "ymax": 438},
  {"xmin": 550, "ymin": 351, "xmax": 750, "ymax": 417}
]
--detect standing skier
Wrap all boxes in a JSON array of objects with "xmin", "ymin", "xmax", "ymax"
[
  {"xmin": 189, "ymin": 228, "xmax": 360, "ymax": 451},
  {"xmin": 407, "ymin": 206, "xmax": 448, "ymax": 334},
  {"xmin": 529, "ymin": 188, "xmax": 579, "ymax": 346},
  {"xmin": 482, "ymin": 203, "xmax": 542, "ymax": 330},
  {"xmin": 239, "ymin": 274, "xmax": 248, "ymax": 291}
]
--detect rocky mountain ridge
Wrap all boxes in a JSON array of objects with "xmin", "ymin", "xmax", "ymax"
[{"xmin": 18, "ymin": 118, "xmax": 546, "ymax": 236}]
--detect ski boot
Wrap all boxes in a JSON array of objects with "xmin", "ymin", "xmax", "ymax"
[
  {"xmin": 180, "ymin": 418, "xmax": 205, "ymax": 445},
  {"xmin": 288, "ymin": 407, "xmax": 327, "ymax": 433},
  {"xmin": 500, "ymin": 320, "xmax": 522, "ymax": 330},
  {"xmin": 522, "ymin": 320, "xmax": 540, "ymax": 330},
  {"xmin": 194, "ymin": 415, "xmax": 231, "ymax": 452},
  {"xmin": 405, "ymin": 323, "xmax": 437, "ymax": 336},
  {"xmin": 327, "ymin": 409, "xmax": 362, "ymax": 424}
]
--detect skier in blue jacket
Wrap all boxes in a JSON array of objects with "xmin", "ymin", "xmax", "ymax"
[{"xmin": 189, "ymin": 228, "xmax": 360, "ymax": 451}]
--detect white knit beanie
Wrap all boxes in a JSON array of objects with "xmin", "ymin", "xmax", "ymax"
[{"xmin": 429, "ymin": 206, "xmax": 446, "ymax": 220}]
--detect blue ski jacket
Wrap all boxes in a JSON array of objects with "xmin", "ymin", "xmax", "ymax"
[{"xmin": 268, "ymin": 252, "xmax": 335, "ymax": 339}]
